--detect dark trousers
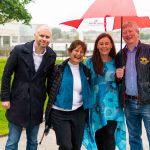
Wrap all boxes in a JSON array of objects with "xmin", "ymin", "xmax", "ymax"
[
  {"xmin": 95, "ymin": 120, "xmax": 117, "ymax": 150},
  {"xmin": 51, "ymin": 106, "xmax": 87, "ymax": 150}
]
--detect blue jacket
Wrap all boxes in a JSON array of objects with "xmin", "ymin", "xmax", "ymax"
[
  {"xmin": 54, "ymin": 61, "xmax": 92, "ymax": 109},
  {"xmin": 45, "ymin": 59, "xmax": 92, "ymax": 122}
]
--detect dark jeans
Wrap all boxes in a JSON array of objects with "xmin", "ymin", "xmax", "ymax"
[
  {"xmin": 51, "ymin": 106, "xmax": 87, "ymax": 150},
  {"xmin": 95, "ymin": 120, "xmax": 117, "ymax": 150}
]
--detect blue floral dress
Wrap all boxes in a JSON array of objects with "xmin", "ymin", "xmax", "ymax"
[{"xmin": 82, "ymin": 58, "xmax": 126, "ymax": 150}]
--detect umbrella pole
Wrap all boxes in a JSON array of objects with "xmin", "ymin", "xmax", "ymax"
[
  {"xmin": 120, "ymin": 16, "xmax": 124, "ymax": 67},
  {"xmin": 104, "ymin": 15, "xmax": 107, "ymax": 32},
  {"xmin": 120, "ymin": 16, "xmax": 123, "ymax": 50}
]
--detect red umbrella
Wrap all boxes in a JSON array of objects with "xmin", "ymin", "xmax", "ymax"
[
  {"xmin": 60, "ymin": 0, "xmax": 150, "ymax": 49},
  {"xmin": 60, "ymin": 17, "xmax": 150, "ymax": 30},
  {"xmin": 60, "ymin": 0, "xmax": 150, "ymax": 30},
  {"xmin": 113, "ymin": 16, "xmax": 150, "ymax": 29},
  {"xmin": 61, "ymin": 0, "xmax": 137, "ymax": 30},
  {"xmin": 82, "ymin": 0, "xmax": 137, "ymax": 18},
  {"xmin": 60, "ymin": 19, "xmax": 83, "ymax": 29}
]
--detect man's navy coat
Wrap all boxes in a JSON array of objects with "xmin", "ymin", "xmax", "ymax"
[{"xmin": 1, "ymin": 41, "xmax": 56, "ymax": 127}]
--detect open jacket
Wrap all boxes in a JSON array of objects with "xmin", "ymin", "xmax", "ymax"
[
  {"xmin": 115, "ymin": 41, "xmax": 150, "ymax": 107},
  {"xmin": 1, "ymin": 41, "xmax": 56, "ymax": 127},
  {"xmin": 45, "ymin": 59, "xmax": 92, "ymax": 130}
]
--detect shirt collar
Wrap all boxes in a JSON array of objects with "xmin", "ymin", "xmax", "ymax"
[
  {"xmin": 125, "ymin": 45, "xmax": 138, "ymax": 53},
  {"xmin": 33, "ymin": 42, "xmax": 46, "ymax": 56}
]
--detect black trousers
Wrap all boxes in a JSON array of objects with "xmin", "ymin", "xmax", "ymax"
[
  {"xmin": 95, "ymin": 120, "xmax": 117, "ymax": 150},
  {"xmin": 51, "ymin": 106, "xmax": 87, "ymax": 150}
]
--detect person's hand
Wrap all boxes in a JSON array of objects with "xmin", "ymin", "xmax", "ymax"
[
  {"xmin": 2, "ymin": 101, "xmax": 10, "ymax": 109},
  {"xmin": 116, "ymin": 66, "xmax": 125, "ymax": 79}
]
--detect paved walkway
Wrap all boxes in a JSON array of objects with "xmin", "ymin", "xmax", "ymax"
[{"xmin": 0, "ymin": 122, "xmax": 149, "ymax": 150}]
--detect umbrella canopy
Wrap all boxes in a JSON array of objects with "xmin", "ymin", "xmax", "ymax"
[
  {"xmin": 60, "ymin": 19, "xmax": 83, "ymax": 29},
  {"xmin": 60, "ymin": 16, "xmax": 150, "ymax": 31},
  {"xmin": 82, "ymin": 0, "xmax": 137, "ymax": 18},
  {"xmin": 113, "ymin": 16, "xmax": 150, "ymax": 29},
  {"xmin": 60, "ymin": 0, "xmax": 150, "ymax": 29},
  {"xmin": 60, "ymin": 0, "xmax": 137, "ymax": 30},
  {"xmin": 60, "ymin": 0, "xmax": 150, "ymax": 49},
  {"xmin": 61, "ymin": 19, "xmax": 84, "ymax": 29}
]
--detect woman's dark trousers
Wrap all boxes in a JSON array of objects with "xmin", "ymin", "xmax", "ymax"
[
  {"xmin": 51, "ymin": 106, "xmax": 86, "ymax": 150},
  {"xmin": 95, "ymin": 120, "xmax": 117, "ymax": 150}
]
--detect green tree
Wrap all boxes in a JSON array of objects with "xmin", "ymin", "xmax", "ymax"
[{"xmin": 0, "ymin": 0, "xmax": 32, "ymax": 25}]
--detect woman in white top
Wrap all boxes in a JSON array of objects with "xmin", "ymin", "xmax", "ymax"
[{"xmin": 45, "ymin": 40, "xmax": 92, "ymax": 150}]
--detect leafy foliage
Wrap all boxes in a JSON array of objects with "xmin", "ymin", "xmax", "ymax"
[{"xmin": 0, "ymin": 0, "xmax": 32, "ymax": 25}]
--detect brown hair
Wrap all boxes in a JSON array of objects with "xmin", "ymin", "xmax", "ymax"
[
  {"xmin": 68, "ymin": 40, "xmax": 87, "ymax": 54},
  {"xmin": 92, "ymin": 33, "xmax": 116, "ymax": 75}
]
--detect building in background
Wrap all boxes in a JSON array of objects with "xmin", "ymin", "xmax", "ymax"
[
  {"xmin": 0, "ymin": 23, "xmax": 40, "ymax": 50},
  {"xmin": 0, "ymin": 22, "xmax": 150, "ymax": 53},
  {"xmin": 0, "ymin": 23, "xmax": 20, "ymax": 49}
]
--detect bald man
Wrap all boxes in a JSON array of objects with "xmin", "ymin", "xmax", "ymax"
[{"xmin": 1, "ymin": 25, "xmax": 56, "ymax": 150}]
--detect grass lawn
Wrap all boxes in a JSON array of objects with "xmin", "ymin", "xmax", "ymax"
[
  {"xmin": 0, "ymin": 58, "xmax": 63, "ymax": 135},
  {"xmin": 0, "ymin": 103, "xmax": 8, "ymax": 135},
  {"xmin": 0, "ymin": 58, "xmax": 8, "ymax": 135}
]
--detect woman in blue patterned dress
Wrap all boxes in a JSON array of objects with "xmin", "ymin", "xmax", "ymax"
[{"xmin": 82, "ymin": 33, "xmax": 126, "ymax": 150}]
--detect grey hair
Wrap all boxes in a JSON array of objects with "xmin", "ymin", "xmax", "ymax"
[{"xmin": 122, "ymin": 21, "xmax": 139, "ymax": 33}]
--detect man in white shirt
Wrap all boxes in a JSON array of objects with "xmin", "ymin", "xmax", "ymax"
[{"xmin": 1, "ymin": 25, "xmax": 56, "ymax": 150}]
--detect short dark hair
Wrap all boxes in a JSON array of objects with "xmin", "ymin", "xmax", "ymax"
[{"xmin": 68, "ymin": 40, "xmax": 87, "ymax": 54}]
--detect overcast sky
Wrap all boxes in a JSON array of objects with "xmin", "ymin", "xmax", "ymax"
[
  {"xmin": 26, "ymin": 0, "xmax": 150, "ymax": 30},
  {"xmin": 26, "ymin": 0, "xmax": 93, "ymax": 26}
]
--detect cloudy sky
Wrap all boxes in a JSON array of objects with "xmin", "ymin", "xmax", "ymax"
[{"xmin": 26, "ymin": 0, "xmax": 92, "ymax": 26}]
